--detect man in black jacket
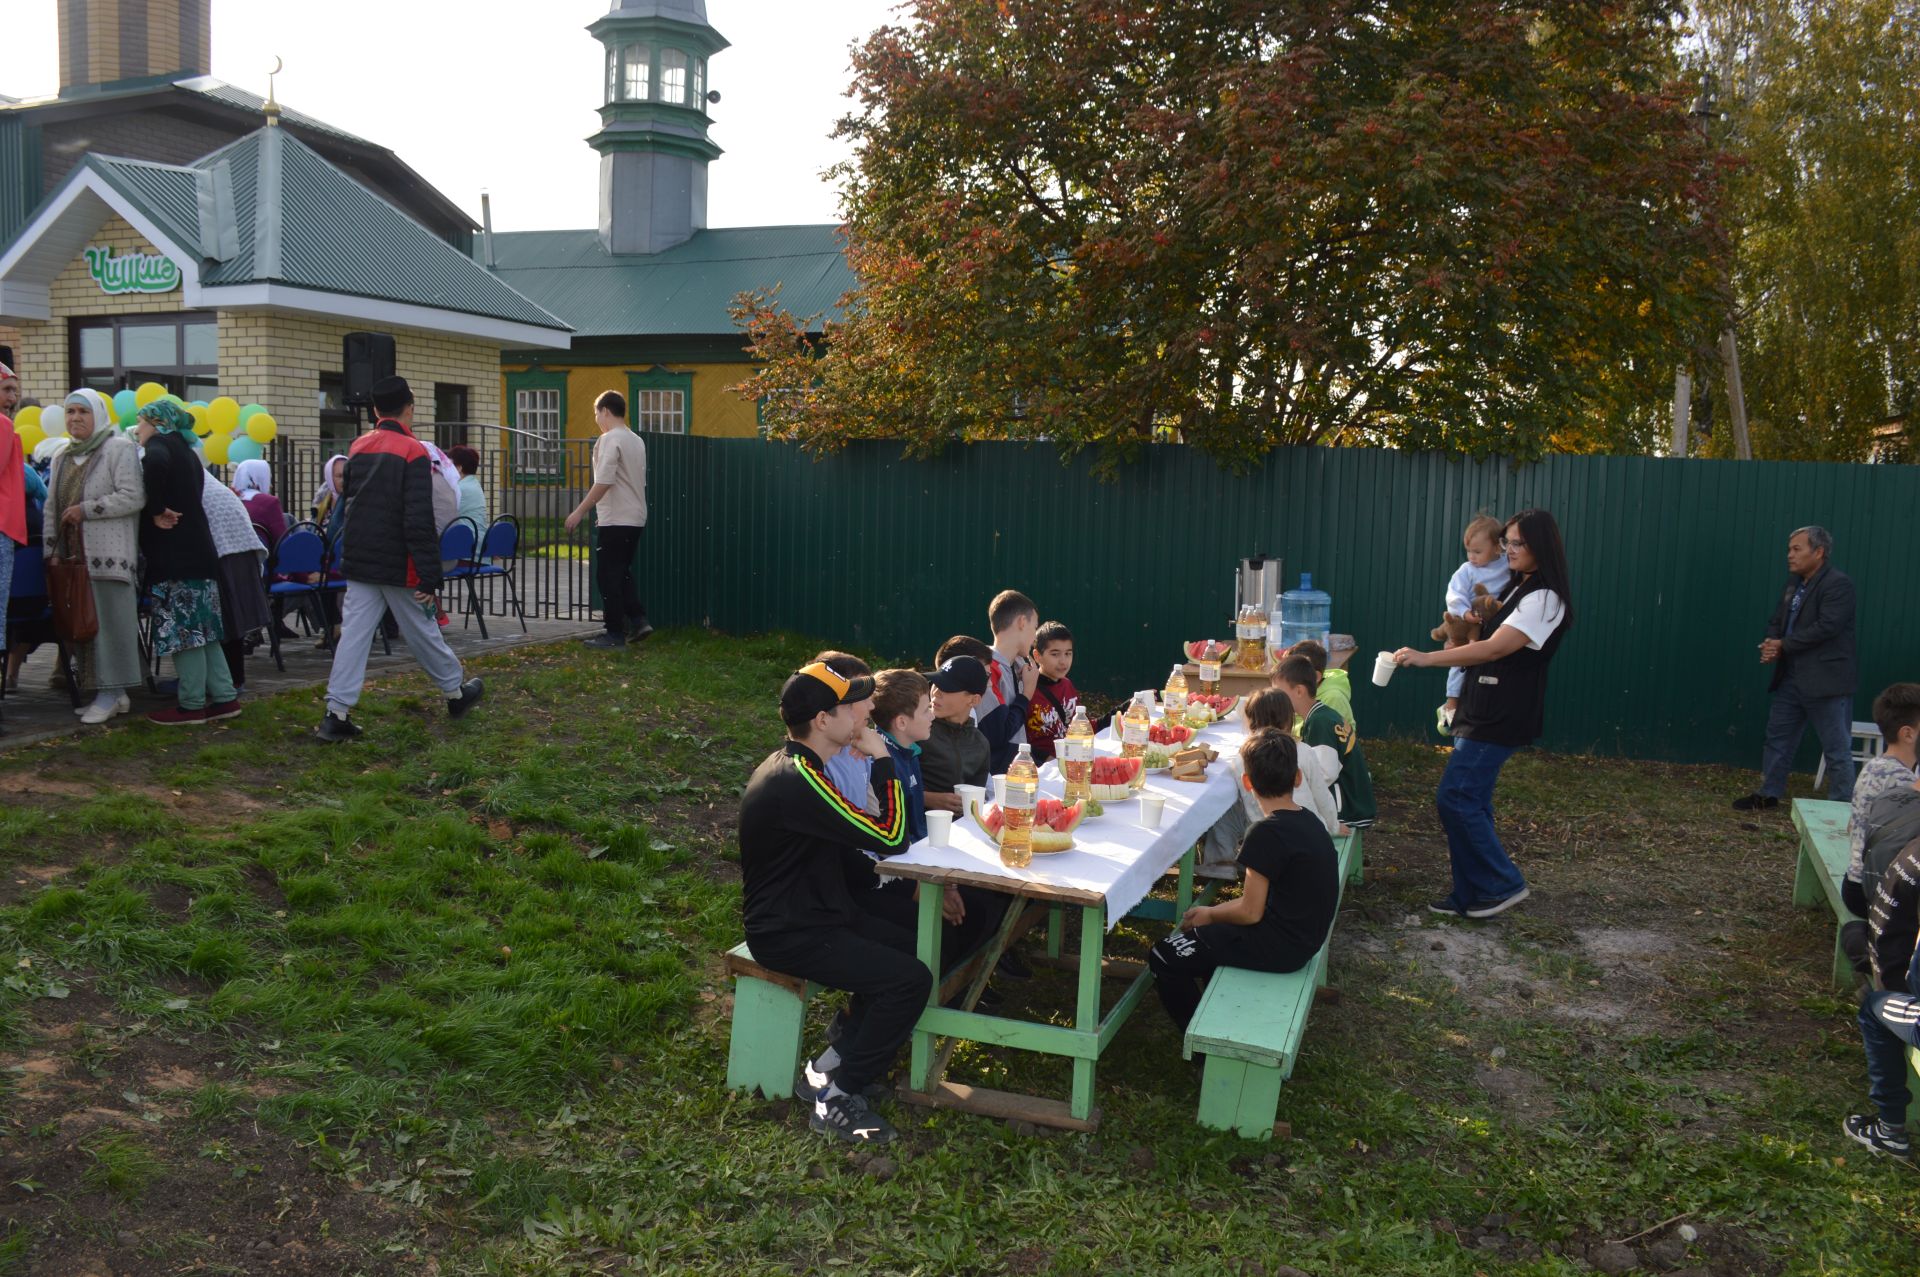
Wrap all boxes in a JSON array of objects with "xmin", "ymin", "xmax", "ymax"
[
  {"xmin": 318, "ymin": 377, "xmax": 481, "ymax": 741},
  {"xmin": 738, "ymin": 661, "xmax": 927, "ymax": 1145},
  {"xmin": 1735, "ymin": 525, "xmax": 1858, "ymax": 809}
]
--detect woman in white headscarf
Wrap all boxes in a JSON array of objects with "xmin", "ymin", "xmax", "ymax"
[
  {"xmin": 44, "ymin": 389, "xmax": 145, "ymax": 724},
  {"xmin": 230, "ymin": 457, "xmax": 287, "ymax": 548}
]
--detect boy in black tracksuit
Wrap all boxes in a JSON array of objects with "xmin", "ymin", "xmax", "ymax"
[
  {"xmin": 1148, "ymin": 729, "xmax": 1340, "ymax": 1032},
  {"xmin": 738, "ymin": 662, "xmax": 929, "ymax": 1145}
]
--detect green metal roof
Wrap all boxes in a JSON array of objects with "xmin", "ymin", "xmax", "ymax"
[
  {"xmin": 486, "ymin": 224, "xmax": 855, "ymax": 338},
  {"xmin": 71, "ymin": 130, "xmax": 568, "ymax": 333}
]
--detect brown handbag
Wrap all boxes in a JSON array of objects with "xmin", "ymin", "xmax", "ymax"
[{"xmin": 48, "ymin": 524, "xmax": 100, "ymax": 644}]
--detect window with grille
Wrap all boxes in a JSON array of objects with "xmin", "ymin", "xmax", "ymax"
[
  {"xmin": 512, "ymin": 383, "xmax": 564, "ymax": 480},
  {"xmin": 659, "ymin": 49, "xmax": 688, "ymax": 104},
  {"xmin": 633, "ymin": 387, "xmax": 685, "ymax": 434},
  {"xmin": 622, "ymin": 44, "xmax": 651, "ymax": 101}
]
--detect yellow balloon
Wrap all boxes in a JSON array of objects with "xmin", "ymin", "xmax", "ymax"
[
  {"xmin": 208, "ymin": 397, "xmax": 240, "ymax": 433},
  {"xmin": 245, "ymin": 412, "xmax": 278, "ymax": 444},
  {"xmin": 16, "ymin": 424, "xmax": 45, "ymax": 453},
  {"xmin": 135, "ymin": 381, "xmax": 167, "ymax": 408},
  {"xmin": 203, "ymin": 432, "xmax": 231, "ymax": 466},
  {"xmin": 14, "ymin": 405, "xmax": 40, "ymax": 431},
  {"xmin": 189, "ymin": 404, "xmax": 213, "ymax": 437}
]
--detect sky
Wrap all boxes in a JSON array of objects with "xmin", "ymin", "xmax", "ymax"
[{"xmin": 4, "ymin": 0, "xmax": 904, "ymax": 232}]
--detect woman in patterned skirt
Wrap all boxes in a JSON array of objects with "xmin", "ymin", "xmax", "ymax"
[{"xmin": 134, "ymin": 400, "xmax": 240, "ymax": 726}]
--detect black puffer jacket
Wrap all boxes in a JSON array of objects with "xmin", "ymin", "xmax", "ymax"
[
  {"xmin": 138, "ymin": 431, "xmax": 220, "ymax": 585},
  {"xmin": 338, "ymin": 419, "xmax": 441, "ymax": 591}
]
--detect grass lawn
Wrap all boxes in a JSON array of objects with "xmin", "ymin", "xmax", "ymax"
[{"xmin": 2, "ymin": 631, "xmax": 1917, "ymax": 1275}]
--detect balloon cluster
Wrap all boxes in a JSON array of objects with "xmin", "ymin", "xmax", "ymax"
[{"xmin": 10, "ymin": 383, "xmax": 279, "ymax": 463}]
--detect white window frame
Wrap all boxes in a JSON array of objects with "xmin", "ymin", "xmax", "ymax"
[
  {"xmin": 633, "ymin": 387, "xmax": 686, "ymax": 435},
  {"xmin": 514, "ymin": 386, "xmax": 563, "ymax": 477},
  {"xmin": 622, "ymin": 43, "xmax": 652, "ymax": 101},
  {"xmin": 659, "ymin": 49, "xmax": 688, "ymax": 105}
]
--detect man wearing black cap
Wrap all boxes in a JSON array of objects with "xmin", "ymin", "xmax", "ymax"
[
  {"xmin": 317, "ymin": 375, "xmax": 483, "ymax": 741},
  {"xmin": 739, "ymin": 661, "xmax": 929, "ymax": 1144}
]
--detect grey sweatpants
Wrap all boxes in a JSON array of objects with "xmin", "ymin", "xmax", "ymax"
[{"xmin": 325, "ymin": 580, "xmax": 464, "ymax": 717}]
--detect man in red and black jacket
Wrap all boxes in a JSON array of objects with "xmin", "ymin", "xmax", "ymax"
[
  {"xmin": 738, "ymin": 661, "xmax": 928, "ymax": 1146},
  {"xmin": 318, "ymin": 376, "xmax": 481, "ymax": 741}
]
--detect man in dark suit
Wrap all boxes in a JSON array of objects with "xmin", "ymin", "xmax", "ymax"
[{"xmin": 1735, "ymin": 525, "xmax": 1858, "ymax": 810}]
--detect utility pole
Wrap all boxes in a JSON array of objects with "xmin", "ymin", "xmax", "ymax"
[
  {"xmin": 1720, "ymin": 329, "xmax": 1753, "ymax": 460},
  {"xmin": 1676, "ymin": 74, "xmax": 1752, "ymax": 459}
]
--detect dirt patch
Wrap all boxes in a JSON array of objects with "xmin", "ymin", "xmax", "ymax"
[
  {"xmin": 1473, "ymin": 1061, "xmax": 1558, "ymax": 1124},
  {"xmin": 1351, "ymin": 916, "xmax": 1683, "ymax": 1027},
  {"xmin": 1, "ymin": 972, "xmax": 441, "ymax": 1274}
]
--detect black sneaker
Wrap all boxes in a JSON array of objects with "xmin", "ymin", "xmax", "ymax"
[
  {"xmin": 1731, "ymin": 793, "xmax": 1780, "ymax": 812},
  {"xmin": 626, "ymin": 623, "xmax": 655, "ymax": 643},
  {"xmin": 581, "ymin": 633, "xmax": 626, "ymax": 649},
  {"xmin": 1463, "ymin": 887, "xmax": 1531, "ymax": 919},
  {"xmin": 1428, "ymin": 895, "xmax": 1467, "ymax": 917},
  {"xmin": 802, "ymin": 1057, "xmax": 892, "ymax": 1104},
  {"xmin": 316, "ymin": 712, "xmax": 362, "ymax": 743},
  {"xmin": 447, "ymin": 678, "xmax": 485, "ymax": 719},
  {"xmin": 1843, "ymin": 1114, "xmax": 1912, "ymax": 1159},
  {"xmin": 810, "ymin": 1089, "xmax": 896, "ymax": 1145}
]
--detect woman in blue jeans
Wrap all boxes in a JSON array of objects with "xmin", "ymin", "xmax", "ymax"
[{"xmin": 1394, "ymin": 508, "xmax": 1574, "ymax": 919}]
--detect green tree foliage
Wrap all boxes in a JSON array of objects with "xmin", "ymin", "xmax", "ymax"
[
  {"xmin": 736, "ymin": 0, "xmax": 1729, "ymax": 467},
  {"xmin": 1689, "ymin": 1, "xmax": 1920, "ymax": 460}
]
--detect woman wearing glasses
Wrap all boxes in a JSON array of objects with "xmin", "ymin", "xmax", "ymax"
[{"xmin": 1394, "ymin": 509, "xmax": 1574, "ymax": 919}]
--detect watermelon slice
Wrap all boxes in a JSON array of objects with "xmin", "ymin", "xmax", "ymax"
[
  {"xmin": 1089, "ymin": 755, "xmax": 1143, "ymax": 800},
  {"xmin": 1185, "ymin": 639, "xmax": 1234, "ymax": 663},
  {"xmin": 969, "ymin": 801, "xmax": 1076, "ymax": 853}
]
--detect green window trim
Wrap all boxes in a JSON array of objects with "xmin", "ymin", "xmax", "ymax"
[
  {"xmin": 506, "ymin": 369, "xmax": 568, "ymax": 486},
  {"xmin": 627, "ymin": 367, "xmax": 694, "ymax": 436}
]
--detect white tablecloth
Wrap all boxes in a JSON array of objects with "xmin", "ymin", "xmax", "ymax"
[{"xmin": 882, "ymin": 720, "xmax": 1249, "ymax": 930}]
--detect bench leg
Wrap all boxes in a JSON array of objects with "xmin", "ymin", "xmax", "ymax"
[
  {"xmin": 727, "ymin": 976, "xmax": 808, "ymax": 1100},
  {"xmin": 1792, "ymin": 844, "xmax": 1824, "ymax": 908},
  {"xmin": 1196, "ymin": 1055, "xmax": 1285, "ymax": 1139},
  {"xmin": 1908, "ymin": 1049, "xmax": 1920, "ymax": 1127},
  {"xmin": 1347, "ymin": 828, "xmax": 1364, "ymax": 886},
  {"xmin": 1831, "ymin": 922, "xmax": 1856, "ymax": 989}
]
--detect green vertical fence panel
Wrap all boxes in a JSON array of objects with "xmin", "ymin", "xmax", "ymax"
[{"xmin": 626, "ymin": 437, "xmax": 1912, "ymax": 769}]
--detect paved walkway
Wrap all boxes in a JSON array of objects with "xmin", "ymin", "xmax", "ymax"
[{"xmin": 0, "ymin": 609, "xmax": 599, "ymax": 751}]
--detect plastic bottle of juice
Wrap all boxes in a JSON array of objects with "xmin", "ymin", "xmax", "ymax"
[
  {"xmin": 1162, "ymin": 664, "xmax": 1189, "ymax": 720},
  {"xmin": 1001, "ymin": 745, "xmax": 1039, "ymax": 868},
  {"xmin": 1061, "ymin": 706, "xmax": 1095, "ymax": 802},
  {"xmin": 1122, "ymin": 693, "xmax": 1153, "ymax": 758},
  {"xmin": 1198, "ymin": 644, "xmax": 1223, "ymax": 695},
  {"xmin": 1236, "ymin": 603, "xmax": 1269, "ymax": 673}
]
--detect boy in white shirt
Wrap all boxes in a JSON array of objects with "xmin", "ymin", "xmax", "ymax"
[{"xmin": 1435, "ymin": 514, "xmax": 1512, "ymax": 733}]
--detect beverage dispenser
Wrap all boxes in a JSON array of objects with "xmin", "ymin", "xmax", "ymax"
[{"xmin": 1234, "ymin": 556, "xmax": 1282, "ymax": 673}]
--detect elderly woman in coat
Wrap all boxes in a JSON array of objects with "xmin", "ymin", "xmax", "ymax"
[
  {"xmin": 45, "ymin": 389, "xmax": 145, "ymax": 724},
  {"xmin": 135, "ymin": 400, "xmax": 240, "ymax": 726}
]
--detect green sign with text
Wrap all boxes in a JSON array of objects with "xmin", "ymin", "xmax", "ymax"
[{"xmin": 85, "ymin": 246, "xmax": 180, "ymax": 295}]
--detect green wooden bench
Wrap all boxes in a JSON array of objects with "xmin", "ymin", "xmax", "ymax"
[
  {"xmin": 724, "ymin": 915, "xmax": 1032, "ymax": 1100},
  {"xmin": 1910, "ymin": 1046, "xmax": 1920, "ymax": 1126},
  {"xmin": 723, "ymin": 942, "xmax": 821, "ymax": 1100},
  {"xmin": 1790, "ymin": 798, "xmax": 1857, "ymax": 987},
  {"xmin": 1181, "ymin": 829, "xmax": 1361, "ymax": 1139}
]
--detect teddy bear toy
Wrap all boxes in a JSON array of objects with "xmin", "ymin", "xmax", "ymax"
[{"xmin": 1429, "ymin": 584, "xmax": 1502, "ymax": 645}]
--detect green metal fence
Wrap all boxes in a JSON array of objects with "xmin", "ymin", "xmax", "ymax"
[{"xmin": 630, "ymin": 435, "xmax": 1912, "ymax": 769}]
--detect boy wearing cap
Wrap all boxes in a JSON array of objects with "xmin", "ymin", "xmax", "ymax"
[
  {"xmin": 318, "ymin": 376, "xmax": 482, "ymax": 741},
  {"xmin": 921, "ymin": 656, "xmax": 992, "ymax": 815},
  {"xmin": 739, "ymin": 662, "xmax": 927, "ymax": 1145}
]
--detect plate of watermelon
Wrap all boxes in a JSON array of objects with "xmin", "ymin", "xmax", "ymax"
[
  {"xmin": 1148, "ymin": 720, "xmax": 1196, "ymax": 750},
  {"xmin": 1089, "ymin": 755, "xmax": 1144, "ymax": 800},
  {"xmin": 969, "ymin": 798, "xmax": 1086, "ymax": 854},
  {"xmin": 1183, "ymin": 692, "xmax": 1241, "ymax": 727}
]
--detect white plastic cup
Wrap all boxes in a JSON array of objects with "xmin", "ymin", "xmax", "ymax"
[
  {"xmin": 954, "ymin": 783, "xmax": 986, "ymax": 813},
  {"xmin": 926, "ymin": 810, "xmax": 953, "ymax": 847},
  {"xmin": 1140, "ymin": 794, "xmax": 1166, "ymax": 830},
  {"xmin": 1372, "ymin": 651, "xmax": 1398, "ymax": 687}
]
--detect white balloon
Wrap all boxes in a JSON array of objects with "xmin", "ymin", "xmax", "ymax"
[{"xmin": 42, "ymin": 405, "xmax": 69, "ymax": 437}]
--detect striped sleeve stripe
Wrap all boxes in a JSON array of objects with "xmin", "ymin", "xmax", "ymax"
[{"xmin": 797, "ymin": 759, "xmax": 905, "ymax": 843}]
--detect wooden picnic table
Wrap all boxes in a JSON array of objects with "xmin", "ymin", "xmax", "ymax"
[{"xmin": 881, "ymin": 717, "xmax": 1248, "ymax": 1130}]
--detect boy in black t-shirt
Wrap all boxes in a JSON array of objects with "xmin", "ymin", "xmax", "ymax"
[{"xmin": 1148, "ymin": 729, "xmax": 1342, "ymax": 1032}]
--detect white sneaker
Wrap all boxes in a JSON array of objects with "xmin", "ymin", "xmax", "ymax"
[{"xmin": 79, "ymin": 692, "xmax": 128, "ymax": 725}]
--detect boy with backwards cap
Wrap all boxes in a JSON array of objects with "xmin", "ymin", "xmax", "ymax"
[
  {"xmin": 737, "ymin": 661, "xmax": 929, "ymax": 1145},
  {"xmin": 919, "ymin": 655, "xmax": 992, "ymax": 815}
]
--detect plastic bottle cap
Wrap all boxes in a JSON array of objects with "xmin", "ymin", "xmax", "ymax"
[{"xmin": 1301, "ymin": 572, "xmax": 1313, "ymax": 589}]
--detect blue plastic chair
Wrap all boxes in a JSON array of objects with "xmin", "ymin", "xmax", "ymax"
[
  {"xmin": 449, "ymin": 516, "xmax": 527, "ymax": 636},
  {"xmin": 266, "ymin": 527, "xmax": 332, "ymax": 672}
]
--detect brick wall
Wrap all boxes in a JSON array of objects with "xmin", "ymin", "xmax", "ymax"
[
  {"xmin": 41, "ymin": 113, "xmax": 239, "ymax": 191},
  {"xmin": 7, "ymin": 214, "xmax": 505, "ymax": 448}
]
